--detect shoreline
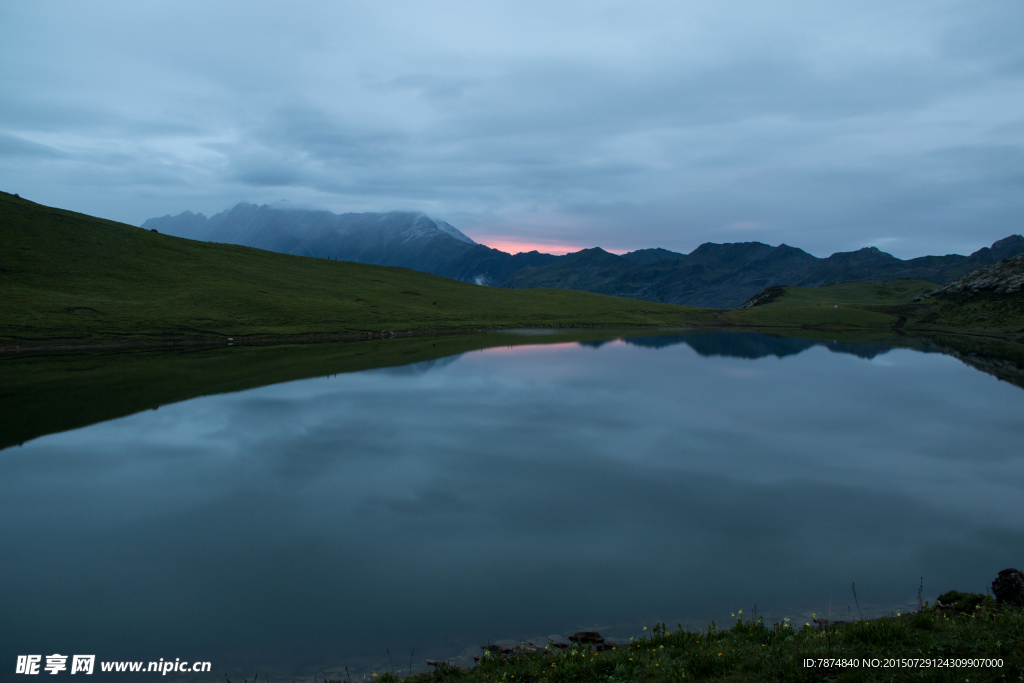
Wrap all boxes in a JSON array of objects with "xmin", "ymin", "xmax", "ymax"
[
  {"xmin": 3, "ymin": 320, "xmax": 1022, "ymax": 355},
  {"xmin": 361, "ymin": 592, "xmax": 1022, "ymax": 683}
]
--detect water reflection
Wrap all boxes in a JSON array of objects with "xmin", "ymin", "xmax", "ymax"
[
  {"xmin": 582, "ymin": 332, "xmax": 936, "ymax": 361},
  {"xmin": 375, "ymin": 354, "xmax": 462, "ymax": 376},
  {"xmin": 1, "ymin": 333, "xmax": 1023, "ymax": 682}
]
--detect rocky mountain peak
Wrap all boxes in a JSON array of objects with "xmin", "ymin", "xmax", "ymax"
[
  {"xmin": 915, "ymin": 252, "xmax": 1024, "ymax": 300},
  {"xmin": 990, "ymin": 234, "xmax": 1024, "ymax": 260}
]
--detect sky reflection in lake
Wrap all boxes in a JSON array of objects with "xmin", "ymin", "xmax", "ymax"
[{"xmin": 2, "ymin": 333, "xmax": 1023, "ymax": 680}]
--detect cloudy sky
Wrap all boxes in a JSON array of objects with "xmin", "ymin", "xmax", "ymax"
[{"xmin": 1, "ymin": 1, "xmax": 1022, "ymax": 257}]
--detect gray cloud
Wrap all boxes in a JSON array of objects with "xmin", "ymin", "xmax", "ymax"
[
  {"xmin": 0, "ymin": 132, "xmax": 65, "ymax": 158},
  {"xmin": 389, "ymin": 73, "xmax": 483, "ymax": 102},
  {"xmin": 0, "ymin": 0, "xmax": 1021, "ymax": 257}
]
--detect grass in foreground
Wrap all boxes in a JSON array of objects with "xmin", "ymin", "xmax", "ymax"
[
  {"xmin": 360, "ymin": 601, "xmax": 1022, "ymax": 683},
  {"xmin": 0, "ymin": 192, "xmax": 719, "ymax": 346}
]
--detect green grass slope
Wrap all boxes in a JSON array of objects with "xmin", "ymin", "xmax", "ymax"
[
  {"xmin": 0, "ymin": 192, "xmax": 720, "ymax": 347},
  {"xmin": 908, "ymin": 290, "xmax": 1024, "ymax": 330},
  {"xmin": 732, "ymin": 280, "xmax": 935, "ymax": 328},
  {"xmin": 731, "ymin": 279, "xmax": 1024, "ymax": 340}
]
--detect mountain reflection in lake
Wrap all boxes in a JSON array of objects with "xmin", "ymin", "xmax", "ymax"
[
  {"xmin": 585, "ymin": 332, "xmax": 917, "ymax": 359},
  {"xmin": 2, "ymin": 332, "xmax": 1023, "ymax": 681}
]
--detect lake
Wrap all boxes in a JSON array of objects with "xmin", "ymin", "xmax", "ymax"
[{"xmin": 2, "ymin": 330, "xmax": 1023, "ymax": 681}]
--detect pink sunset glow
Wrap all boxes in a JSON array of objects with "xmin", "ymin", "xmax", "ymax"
[{"xmin": 467, "ymin": 235, "xmax": 627, "ymax": 256}]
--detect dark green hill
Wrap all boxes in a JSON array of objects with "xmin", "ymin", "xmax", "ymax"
[
  {"xmin": 601, "ymin": 243, "xmax": 820, "ymax": 307},
  {"xmin": 0, "ymin": 192, "xmax": 719, "ymax": 348},
  {"xmin": 501, "ymin": 247, "xmax": 635, "ymax": 291},
  {"xmin": 735, "ymin": 278, "xmax": 1024, "ymax": 338},
  {"xmin": 620, "ymin": 247, "xmax": 686, "ymax": 266}
]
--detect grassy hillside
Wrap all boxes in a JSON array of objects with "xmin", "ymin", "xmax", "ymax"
[
  {"xmin": 0, "ymin": 192, "xmax": 719, "ymax": 347},
  {"xmin": 3, "ymin": 192, "xmax": 1022, "ymax": 349},
  {"xmin": 731, "ymin": 279, "xmax": 1024, "ymax": 340},
  {"xmin": 733, "ymin": 280, "xmax": 936, "ymax": 328}
]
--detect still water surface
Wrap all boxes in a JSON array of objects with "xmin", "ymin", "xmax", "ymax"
[{"xmin": 2, "ymin": 332, "xmax": 1023, "ymax": 680}]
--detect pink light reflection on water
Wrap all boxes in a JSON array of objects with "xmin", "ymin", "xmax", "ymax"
[{"xmin": 474, "ymin": 339, "xmax": 628, "ymax": 355}]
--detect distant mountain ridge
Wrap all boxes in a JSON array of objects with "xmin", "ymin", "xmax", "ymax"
[
  {"xmin": 506, "ymin": 236, "xmax": 1024, "ymax": 308},
  {"xmin": 143, "ymin": 203, "xmax": 559, "ymax": 285},
  {"xmin": 145, "ymin": 201, "xmax": 477, "ymax": 249},
  {"xmin": 144, "ymin": 203, "xmax": 1024, "ymax": 309}
]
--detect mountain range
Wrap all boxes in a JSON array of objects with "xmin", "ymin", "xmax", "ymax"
[
  {"xmin": 144, "ymin": 203, "xmax": 1024, "ymax": 309},
  {"xmin": 142, "ymin": 202, "xmax": 558, "ymax": 286}
]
